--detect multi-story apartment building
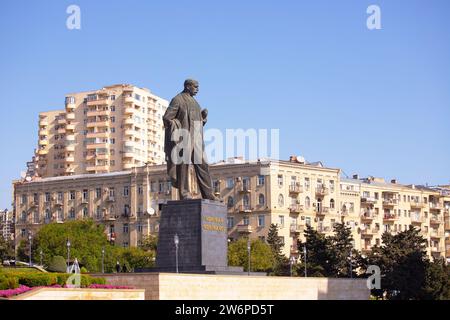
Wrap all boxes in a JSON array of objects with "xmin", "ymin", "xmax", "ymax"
[
  {"xmin": 12, "ymin": 157, "xmax": 447, "ymax": 261},
  {"xmin": 33, "ymin": 84, "xmax": 168, "ymax": 178},
  {"xmin": 0, "ymin": 209, "xmax": 14, "ymax": 242}
]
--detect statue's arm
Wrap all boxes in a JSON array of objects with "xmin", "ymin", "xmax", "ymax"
[
  {"xmin": 201, "ymin": 108, "xmax": 208, "ymax": 125},
  {"xmin": 163, "ymin": 99, "xmax": 180, "ymax": 128}
]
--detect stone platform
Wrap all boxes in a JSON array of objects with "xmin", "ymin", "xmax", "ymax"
[{"xmin": 94, "ymin": 273, "xmax": 370, "ymax": 300}]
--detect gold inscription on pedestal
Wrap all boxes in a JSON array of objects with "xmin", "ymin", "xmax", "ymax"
[{"xmin": 202, "ymin": 216, "xmax": 226, "ymax": 233}]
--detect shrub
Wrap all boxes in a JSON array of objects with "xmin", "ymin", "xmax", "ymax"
[
  {"xmin": 80, "ymin": 267, "xmax": 88, "ymax": 274},
  {"xmin": 0, "ymin": 274, "xmax": 19, "ymax": 290},
  {"xmin": 17, "ymin": 273, "xmax": 58, "ymax": 287},
  {"xmin": 47, "ymin": 256, "xmax": 67, "ymax": 273}
]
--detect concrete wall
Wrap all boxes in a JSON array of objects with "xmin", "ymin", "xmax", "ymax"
[
  {"xmin": 12, "ymin": 288, "xmax": 145, "ymax": 300},
  {"xmin": 96, "ymin": 273, "xmax": 370, "ymax": 300}
]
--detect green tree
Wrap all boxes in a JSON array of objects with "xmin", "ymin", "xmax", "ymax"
[
  {"xmin": 228, "ymin": 238, "xmax": 274, "ymax": 272},
  {"xmin": 32, "ymin": 220, "xmax": 109, "ymax": 272},
  {"xmin": 419, "ymin": 258, "xmax": 450, "ymax": 300},
  {"xmin": 140, "ymin": 234, "xmax": 158, "ymax": 252},
  {"xmin": 266, "ymin": 224, "xmax": 289, "ymax": 275},
  {"xmin": 329, "ymin": 223, "xmax": 359, "ymax": 277},
  {"xmin": 115, "ymin": 247, "xmax": 155, "ymax": 272},
  {"xmin": 359, "ymin": 228, "xmax": 429, "ymax": 300},
  {"xmin": 297, "ymin": 225, "xmax": 334, "ymax": 277},
  {"xmin": 47, "ymin": 256, "xmax": 67, "ymax": 273},
  {"xmin": 0, "ymin": 237, "xmax": 14, "ymax": 263}
]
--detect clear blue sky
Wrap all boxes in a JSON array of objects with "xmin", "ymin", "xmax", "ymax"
[{"xmin": 0, "ymin": 0, "xmax": 449, "ymax": 209}]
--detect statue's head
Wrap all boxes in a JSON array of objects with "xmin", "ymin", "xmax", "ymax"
[{"xmin": 183, "ymin": 79, "xmax": 199, "ymax": 96}]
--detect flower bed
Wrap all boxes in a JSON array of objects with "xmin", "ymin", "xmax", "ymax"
[{"xmin": 88, "ymin": 284, "xmax": 135, "ymax": 289}]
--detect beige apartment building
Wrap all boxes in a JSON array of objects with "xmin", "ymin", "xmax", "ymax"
[
  {"xmin": 0, "ymin": 209, "xmax": 14, "ymax": 242},
  {"xmin": 13, "ymin": 157, "xmax": 448, "ymax": 261},
  {"xmin": 34, "ymin": 84, "xmax": 168, "ymax": 178}
]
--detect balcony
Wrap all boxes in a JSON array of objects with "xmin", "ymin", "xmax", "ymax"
[
  {"xmin": 86, "ymin": 165, "xmax": 109, "ymax": 172},
  {"xmin": 39, "ymin": 129, "xmax": 48, "ymax": 136},
  {"xmin": 66, "ymin": 113, "xmax": 75, "ymax": 120},
  {"xmin": 104, "ymin": 215, "xmax": 116, "ymax": 222},
  {"xmin": 86, "ymin": 109, "xmax": 110, "ymax": 117},
  {"xmin": 66, "ymin": 156, "xmax": 75, "ymax": 163},
  {"xmin": 361, "ymin": 197, "xmax": 377, "ymax": 205},
  {"xmin": 410, "ymin": 201, "xmax": 426, "ymax": 209},
  {"xmin": 57, "ymin": 118, "xmax": 66, "ymax": 125},
  {"xmin": 65, "ymin": 144, "xmax": 75, "ymax": 152},
  {"xmin": 289, "ymin": 185, "xmax": 303, "ymax": 194},
  {"xmin": 316, "ymin": 207, "xmax": 330, "ymax": 217},
  {"xmin": 96, "ymin": 153, "xmax": 109, "ymax": 160},
  {"xmin": 87, "ymin": 121, "xmax": 109, "ymax": 128},
  {"xmin": 290, "ymin": 224, "xmax": 304, "ymax": 235},
  {"xmin": 106, "ymin": 196, "xmax": 115, "ymax": 202},
  {"xmin": 289, "ymin": 205, "xmax": 304, "ymax": 214},
  {"xmin": 124, "ymin": 96, "xmax": 135, "ymax": 104},
  {"xmin": 66, "ymin": 124, "xmax": 75, "ymax": 131},
  {"xmin": 238, "ymin": 185, "xmax": 251, "ymax": 194},
  {"xmin": 361, "ymin": 228, "xmax": 379, "ymax": 237},
  {"xmin": 361, "ymin": 247, "xmax": 373, "ymax": 254},
  {"xmin": 411, "ymin": 216, "xmax": 426, "ymax": 224},
  {"xmin": 238, "ymin": 205, "xmax": 252, "ymax": 213},
  {"xmin": 124, "ymin": 129, "xmax": 135, "ymax": 136},
  {"xmin": 383, "ymin": 214, "xmax": 398, "ymax": 222},
  {"xmin": 123, "ymin": 163, "xmax": 135, "ymax": 170},
  {"xmin": 86, "ymin": 143, "xmax": 109, "ymax": 149},
  {"xmin": 430, "ymin": 246, "xmax": 443, "ymax": 254},
  {"xmin": 65, "ymin": 102, "xmax": 76, "ymax": 111},
  {"xmin": 124, "ymin": 107, "xmax": 135, "ymax": 114},
  {"xmin": 39, "ymin": 120, "xmax": 49, "ymax": 127},
  {"xmin": 360, "ymin": 212, "xmax": 376, "ymax": 221},
  {"xmin": 382, "ymin": 199, "xmax": 398, "ymax": 207},
  {"xmin": 430, "ymin": 216, "xmax": 443, "ymax": 225},
  {"xmin": 66, "ymin": 134, "xmax": 75, "ymax": 142},
  {"xmin": 315, "ymin": 187, "xmax": 329, "ymax": 197},
  {"xmin": 430, "ymin": 231, "xmax": 444, "ymax": 239},
  {"xmin": 87, "ymin": 99, "xmax": 108, "ymax": 106},
  {"xmin": 86, "ymin": 132, "xmax": 109, "ymax": 139},
  {"xmin": 123, "ymin": 118, "xmax": 134, "ymax": 125},
  {"xmin": 38, "ymin": 149, "xmax": 48, "ymax": 155},
  {"xmin": 236, "ymin": 224, "xmax": 253, "ymax": 234},
  {"xmin": 429, "ymin": 203, "xmax": 443, "ymax": 211},
  {"xmin": 39, "ymin": 139, "xmax": 49, "ymax": 146},
  {"xmin": 317, "ymin": 225, "xmax": 331, "ymax": 233}
]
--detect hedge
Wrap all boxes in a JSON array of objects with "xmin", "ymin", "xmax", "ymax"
[{"xmin": 0, "ymin": 270, "xmax": 105, "ymax": 289}]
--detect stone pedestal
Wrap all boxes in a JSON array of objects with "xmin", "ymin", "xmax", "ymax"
[{"xmin": 155, "ymin": 199, "xmax": 243, "ymax": 273}]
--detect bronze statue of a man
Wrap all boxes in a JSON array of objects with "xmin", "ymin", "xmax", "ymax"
[{"xmin": 163, "ymin": 79, "xmax": 219, "ymax": 201}]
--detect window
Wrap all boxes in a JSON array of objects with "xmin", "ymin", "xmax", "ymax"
[
  {"xmin": 243, "ymin": 195, "xmax": 250, "ymax": 208},
  {"xmin": 110, "ymin": 95, "xmax": 116, "ymax": 101},
  {"xmin": 305, "ymin": 217, "xmax": 311, "ymax": 226},
  {"xmin": 278, "ymin": 194, "xmax": 284, "ymax": 207},
  {"xmin": 22, "ymin": 194, "xmax": 27, "ymax": 205},
  {"xmin": 258, "ymin": 215, "xmax": 265, "ymax": 227},
  {"xmin": 109, "ymin": 188, "xmax": 115, "ymax": 197},
  {"xmin": 96, "ymin": 188, "xmax": 102, "ymax": 199},
  {"xmin": 123, "ymin": 223, "xmax": 129, "ymax": 234},
  {"xmin": 82, "ymin": 189, "xmax": 88, "ymax": 202},
  {"xmin": 227, "ymin": 217, "xmax": 234, "ymax": 229},
  {"xmin": 329, "ymin": 180, "xmax": 335, "ymax": 193},
  {"xmin": 243, "ymin": 216, "xmax": 249, "ymax": 226},
  {"xmin": 69, "ymin": 208, "xmax": 75, "ymax": 219},
  {"xmin": 123, "ymin": 186, "xmax": 129, "ymax": 197},
  {"xmin": 57, "ymin": 208, "xmax": 63, "ymax": 221},
  {"xmin": 45, "ymin": 192, "xmax": 50, "ymax": 202},
  {"xmin": 278, "ymin": 175, "xmax": 283, "ymax": 187},
  {"xmin": 57, "ymin": 192, "xmax": 63, "ymax": 202},
  {"xmin": 363, "ymin": 191, "xmax": 370, "ymax": 198},
  {"xmin": 96, "ymin": 206, "xmax": 102, "ymax": 219},
  {"xmin": 110, "ymin": 116, "xmax": 115, "ymax": 123},
  {"xmin": 83, "ymin": 207, "xmax": 89, "ymax": 218},
  {"xmin": 305, "ymin": 196, "xmax": 311, "ymax": 209},
  {"xmin": 226, "ymin": 178, "xmax": 234, "ymax": 189},
  {"xmin": 278, "ymin": 215, "xmax": 285, "ymax": 227},
  {"xmin": 257, "ymin": 175, "xmax": 265, "ymax": 186},
  {"xmin": 69, "ymin": 191, "xmax": 76, "ymax": 200},
  {"xmin": 123, "ymin": 205, "xmax": 130, "ymax": 216},
  {"xmin": 227, "ymin": 197, "xmax": 234, "ymax": 208},
  {"xmin": 137, "ymin": 223, "xmax": 143, "ymax": 233},
  {"xmin": 33, "ymin": 193, "xmax": 39, "ymax": 203},
  {"xmin": 258, "ymin": 194, "xmax": 265, "ymax": 206},
  {"xmin": 34, "ymin": 211, "xmax": 40, "ymax": 224},
  {"xmin": 138, "ymin": 185, "xmax": 143, "ymax": 195},
  {"xmin": 330, "ymin": 199, "xmax": 335, "ymax": 209},
  {"xmin": 304, "ymin": 178, "xmax": 310, "ymax": 191}
]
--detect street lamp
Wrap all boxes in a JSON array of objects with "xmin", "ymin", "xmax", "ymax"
[
  {"xmin": 66, "ymin": 239, "xmax": 71, "ymax": 271},
  {"xmin": 303, "ymin": 244, "xmax": 307, "ymax": 278},
  {"xmin": 174, "ymin": 234, "xmax": 179, "ymax": 274},
  {"xmin": 28, "ymin": 232, "xmax": 32, "ymax": 267},
  {"xmin": 247, "ymin": 238, "xmax": 251, "ymax": 276},
  {"xmin": 39, "ymin": 249, "xmax": 43, "ymax": 267},
  {"xmin": 101, "ymin": 247, "xmax": 105, "ymax": 274}
]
